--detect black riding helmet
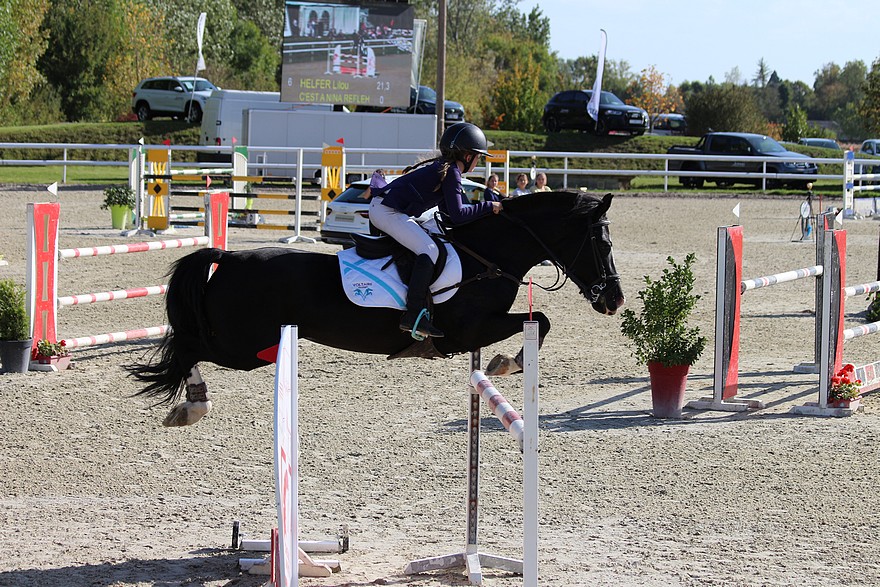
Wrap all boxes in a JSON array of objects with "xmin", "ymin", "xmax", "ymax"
[{"xmin": 440, "ymin": 122, "xmax": 489, "ymax": 164}]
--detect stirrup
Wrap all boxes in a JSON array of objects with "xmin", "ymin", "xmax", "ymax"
[{"xmin": 401, "ymin": 308, "xmax": 442, "ymax": 341}]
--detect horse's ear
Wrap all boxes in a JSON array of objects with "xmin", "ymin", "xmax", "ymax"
[{"xmin": 595, "ymin": 192, "xmax": 613, "ymax": 217}]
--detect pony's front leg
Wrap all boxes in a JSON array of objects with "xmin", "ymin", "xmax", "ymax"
[
  {"xmin": 483, "ymin": 312, "xmax": 549, "ymax": 376},
  {"xmin": 163, "ymin": 365, "xmax": 212, "ymax": 427}
]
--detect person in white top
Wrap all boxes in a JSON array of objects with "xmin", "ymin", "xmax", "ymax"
[
  {"xmin": 532, "ymin": 172, "xmax": 552, "ymax": 192},
  {"xmin": 511, "ymin": 173, "xmax": 530, "ymax": 196}
]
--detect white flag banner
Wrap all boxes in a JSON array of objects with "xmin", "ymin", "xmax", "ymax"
[
  {"xmin": 587, "ymin": 29, "xmax": 607, "ymax": 122},
  {"xmin": 196, "ymin": 12, "xmax": 207, "ymax": 72}
]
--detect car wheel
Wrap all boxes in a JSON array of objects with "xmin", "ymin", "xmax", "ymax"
[
  {"xmin": 681, "ymin": 177, "xmax": 704, "ymax": 189},
  {"xmin": 594, "ymin": 118, "xmax": 608, "ymax": 136},
  {"xmin": 544, "ymin": 116, "xmax": 560, "ymax": 133},
  {"xmin": 185, "ymin": 102, "xmax": 202, "ymax": 124},
  {"xmin": 136, "ymin": 102, "xmax": 151, "ymax": 122}
]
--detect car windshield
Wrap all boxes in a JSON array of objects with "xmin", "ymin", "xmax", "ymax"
[
  {"xmin": 749, "ymin": 136, "xmax": 787, "ymax": 154},
  {"xmin": 599, "ymin": 92, "xmax": 625, "ymax": 106},
  {"xmin": 418, "ymin": 86, "xmax": 436, "ymax": 101},
  {"xmin": 181, "ymin": 79, "xmax": 216, "ymax": 92},
  {"xmin": 333, "ymin": 185, "xmax": 370, "ymax": 203}
]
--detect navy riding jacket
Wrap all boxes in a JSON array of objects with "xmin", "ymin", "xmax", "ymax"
[{"xmin": 374, "ymin": 160, "xmax": 494, "ymax": 224}]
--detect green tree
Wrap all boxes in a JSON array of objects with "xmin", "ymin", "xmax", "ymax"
[
  {"xmin": 232, "ymin": 0, "xmax": 284, "ymax": 47},
  {"xmin": 149, "ymin": 0, "xmax": 237, "ymax": 81},
  {"xmin": 684, "ymin": 83, "xmax": 768, "ymax": 135},
  {"xmin": 858, "ymin": 58, "xmax": 880, "ymax": 136},
  {"xmin": 488, "ymin": 54, "xmax": 544, "ymax": 132},
  {"xmin": 226, "ymin": 19, "xmax": 279, "ymax": 91},
  {"xmin": 0, "ymin": 0, "xmax": 51, "ymax": 125},
  {"xmin": 813, "ymin": 60, "xmax": 866, "ymax": 120},
  {"xmin": 781, "ymin": 104, "xmax": 809, "ymax": 142},
  {"xmin": 40, "ymin": 0, "xmax": 127, "ymax": 121},
  {"xmin": 103, "ymin": 0, "xmax": 171, "ymax": 120}
]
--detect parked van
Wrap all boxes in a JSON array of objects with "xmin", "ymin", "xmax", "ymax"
[{"xmin": 198, "ymin": 90, "xmax": 337, "ymax": 161}]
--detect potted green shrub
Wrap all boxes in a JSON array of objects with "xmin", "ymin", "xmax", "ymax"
[
  {"xmin": 619, "ymin": 253, "xmax": 707, "ymax": 418},
  {"xmin": 101, "ymin": 185, "xmax": 136, "ymax": 229},
  {"xmin": 0, "ymin": 278, "xmax": 33, "ymax": 373}
]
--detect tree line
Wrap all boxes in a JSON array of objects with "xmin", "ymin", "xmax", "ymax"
[{"xmin": 1, "ymin": 0, "xmax": 878, "ymax": 141}]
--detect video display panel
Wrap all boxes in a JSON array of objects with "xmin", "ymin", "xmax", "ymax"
[{"xmin": 281, "ymin": 1, "xmax": 415, "ymax": 108}]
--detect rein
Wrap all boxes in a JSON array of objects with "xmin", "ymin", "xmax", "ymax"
[{"xmin": 434, "ymin": 207, "xmax": 617, "ymax": 303}]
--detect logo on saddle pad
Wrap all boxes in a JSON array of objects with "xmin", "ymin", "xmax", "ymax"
[{"xmin": 337, "ymin": 244, "xmax": 462, "ymax": 309}]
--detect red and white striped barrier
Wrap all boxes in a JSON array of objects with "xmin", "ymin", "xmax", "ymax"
[
  {"xmin": 470, "ymin": 370, "xmax": 525, "ymax": 450},
  {"xmin": 25, "ymin": 192, "xmax": 228, "ymax": 354},
  {"xmin": 59, "ymin": 236, "xmax": 209, "ymax": 258},
  {"xmin": 406, "ymin": 322, "xmax": 540, "ymax": 586},
  {"xmin": 791, "ymin": 238, "xmax": 880, "ymax": 414},
  {"xmin": 58, "ymin": 285, "xmax": 168, "ymax": 307},
  {"xmin": 689, "ymin": 225, "xmax": 832, "ymax": 412}
]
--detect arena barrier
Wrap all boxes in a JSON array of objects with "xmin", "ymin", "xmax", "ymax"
[
  {"xmin": 25, "ymin": 193, "xmax": 228, "ymax": 359},
  {"xmin": 844, "ymin": 150, "xmax": 880, "ymax": 214},
  {"xmin": 792, "ymin": 227, "xmax": 880, "ymax": 416},
  {"xmin": 137, "ymin": 145, "xmax": 319, "ymax": 244},
  {"xmin": 234, "ymin": 326, "xmax": 345, "ymax": 583},
  {"xmin": 405, "ymin": 322, "xmax": 540, "ymax": 587},
  {"xmin": 688, "ymin": 225, "xmax": 833, "ymax": 412}
]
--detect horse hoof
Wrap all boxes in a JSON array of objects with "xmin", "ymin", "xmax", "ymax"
[
  {"xmin": 162, "ymin": 401, "xmax": 212, "ymax": 427},
  {"xmin": 485, "ymin": 354, "xmax": 521, "ymax": 376}
]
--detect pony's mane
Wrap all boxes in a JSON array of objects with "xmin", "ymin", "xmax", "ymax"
[{"xmin": 500, "ymin": 190, "xmax": 602, "ymax": 220}]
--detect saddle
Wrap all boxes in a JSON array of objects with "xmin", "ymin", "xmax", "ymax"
[{"xmin": 350, "ymin": 232, "xmax": 448, "ymax": 283}]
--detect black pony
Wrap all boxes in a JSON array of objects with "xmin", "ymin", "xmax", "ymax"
[{"xmin": 129, "ymin": 191, "xmax": 624, "ymax": 426}]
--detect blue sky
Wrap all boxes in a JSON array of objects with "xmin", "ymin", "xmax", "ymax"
[{"xmin": 518, "ymin": 0, "xmax": 879, "ymax": 86}]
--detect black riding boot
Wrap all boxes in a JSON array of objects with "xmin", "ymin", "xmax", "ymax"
[{"xmin": 400, "ymin": 254, "xmax": 444, "ymax": 338}]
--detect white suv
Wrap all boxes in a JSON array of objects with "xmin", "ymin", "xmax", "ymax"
[{"xmin": 131, "ymin": 76, "xmax": 218, "ymax": 123}]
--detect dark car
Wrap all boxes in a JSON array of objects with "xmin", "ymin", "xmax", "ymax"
[
  {"xmin": 650, "ymin": 113, "xmax": 688, "ymax": 136},
  {"xmin": 407, "ymin": 85, "xmax": 465, "ymax": 124},
  {"xmin": 668, "ymin": 132, "xmax": 818, "ymax": 189},
  {"xmin": 542, "ymin": 90, "xmax": 649, "ymax": 135},
  {"xmin": 798, "ymin": 138, "xmax": 840, "ymax": 150}
]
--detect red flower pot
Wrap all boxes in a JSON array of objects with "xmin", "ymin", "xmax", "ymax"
[{"xmin": 647, "ymin": 362, "xmax": 690, "ymax": 418}]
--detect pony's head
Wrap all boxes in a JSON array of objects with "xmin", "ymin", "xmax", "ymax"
[
  {"xmin": 563, "ymin": 194, "xmax": 626, "ymax": 315},
  {"xmin": 501, "ymin": 191, "xmax": 625, "ymax": 315}
]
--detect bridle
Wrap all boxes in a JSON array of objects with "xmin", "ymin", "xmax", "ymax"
[
  {"xmin": 436, "ymin": 208, "xmax": 618, "ymax": 304},
  {"xmin": 499, "ymin": 211, "xmax": 619, "ymax": 303}
]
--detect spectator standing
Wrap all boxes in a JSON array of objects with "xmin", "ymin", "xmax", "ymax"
[
  {"xmin": 532, "ymin": 172, "xmax": 552, "ymax": 192},
  {"xmin": 511, "ymin": 173, "xmax": 530, "ymax": 196},
  {"xmin": 483, "ymin": 173, "xmax": 504, "ymax": 202}
]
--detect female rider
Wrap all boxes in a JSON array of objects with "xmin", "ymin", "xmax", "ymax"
[{"xmin": 369, "ymin": 122, "xmax": 502, "ymax": 339}]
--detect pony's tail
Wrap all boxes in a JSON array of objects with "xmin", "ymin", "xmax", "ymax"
[{"xmin": 127, "ymin": 247, "xmax": 226, "ymax": 404}]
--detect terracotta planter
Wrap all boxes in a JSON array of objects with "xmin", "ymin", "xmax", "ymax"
[
  {"xmin": 35, "ymin": 355, "xmax": 71, "ymax": 371},
  {"xmin": 647, "ymin": 362, "xmax": 690, "ymax": 418},
  {"xmin": 828, "ymin": 398, "xmax": 860, "ymax": 409}
]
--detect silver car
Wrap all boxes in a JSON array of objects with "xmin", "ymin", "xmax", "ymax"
[
  {"xmin": 131, "ymin": 76, "xmax": 217, "ymax": 123},
  {"xmin": 321, "ymin": 177, "xmax": 488, "ymax": 246}
]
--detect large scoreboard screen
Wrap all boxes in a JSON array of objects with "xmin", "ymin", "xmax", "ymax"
[{"xmin": 281, "ymin": 1, "xmax": 415, "ymax": 108}]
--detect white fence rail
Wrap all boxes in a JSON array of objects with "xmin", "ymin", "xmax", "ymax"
[{"xmin": 1, "ymin": 141, "xmax": 878, "ymax": 199}]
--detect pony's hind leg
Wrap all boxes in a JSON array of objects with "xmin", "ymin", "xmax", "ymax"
[{"xmin": 163, "ymin": 365, "xmax": 212, "ymax": 427}]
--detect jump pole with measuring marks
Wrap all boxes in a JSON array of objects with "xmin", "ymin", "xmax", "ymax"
[{"xmin": 406, "ymin": 316, "xmax": 540, "ymax": 586}]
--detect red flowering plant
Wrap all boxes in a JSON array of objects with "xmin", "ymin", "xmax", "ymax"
[
  {"xmin": 32, "ymin": 339, "xmax": 69, "ymax": 360},
  {"xmin": 829, "ymin": 363, "xmax": 861, "ymax": 402}
]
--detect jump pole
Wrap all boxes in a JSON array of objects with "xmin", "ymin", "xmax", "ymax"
[
  {"xmin": 689, "ymin": 225, "xmax": 831, "ymax": 412},
  {"xmin": 236, "ymin": 325, "xmax": 342, "ymax": 582},
  {"xmin": 25, "ymin": 192, "xmax": 228, "ymax": 354},
  {"xmin": 405, "ymin": 321, "xmax": 540, "ymax": 586}
]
